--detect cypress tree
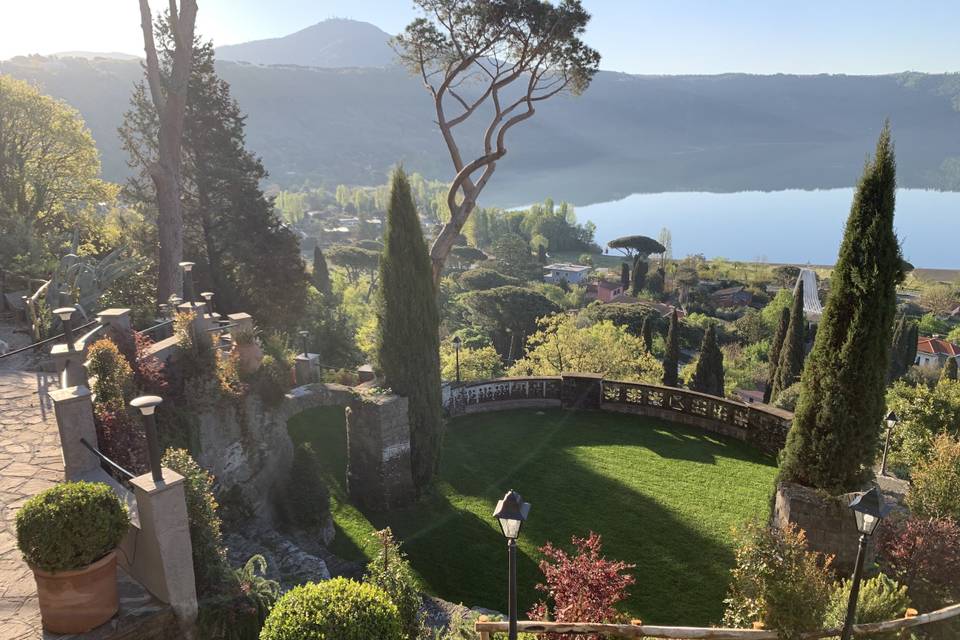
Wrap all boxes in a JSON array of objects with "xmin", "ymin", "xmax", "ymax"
[
  {"xmin": 376, "ymin": 168, "xmax": 443, "ymax": 491},
  {"xmin": 779, "ymin": 125, "xmax": 904, "ymax": 493},
  {"xmin": 904, "ymin": 321, "xmax": 919, "ymax": 369},
  {"xmin": 771, "ymin": 279, "xmax": 806, "ymax": 400},
  {"xmin": 662, "ymin": 309, "xmax": 680, "ymax": 387},
  {"xmin": 690, "ymin": 324, "xmax": 725, "ymax": 396},
  {"xmin": 631, "ymin": 259, "xmax": 648, "ymax": 296},
  {"xmin": 313, "ymin": 246, "xmax": 332, "ymax": 295},
  {"xmin": 887, "ymin": 314, "xmax": 915, "ymax": 382},
  {"xmin": 941, "ymin": 357, "xmax": 958, "ymax": 383},
  {"xmin": 621, "ymin": 262, "xmax": 630, "ymax": 288},
  {"xmin": 640, "ymin": 315, "xmax": 653, "ymax": 353},
  {"xmin": 763, "ymin": 306, "xmax": 791, "ymax": 403}
]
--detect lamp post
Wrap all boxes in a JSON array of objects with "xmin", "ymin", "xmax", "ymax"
[
  {"xmin": 452, "ymin": 335, "xmax": 462, "ymax": 383},
  {"xmin": 179, "ymin": 262, "xmax": 195, "ymax": 305},
  {"xmin": 880, "ymin": 410, "xmax": 898, "ymax": 476},
  {"xmin": 493, "ymin": 490, "xmax": 531, "ymax": 640},
  {"xmin": 130, "ymin": 395, "xmax": 164, "ymax": 483},
  {"xmin": 299, "ymin": 330, "xmax": 310, "ymax": 358},
  {"xmin": 53, "ymin": 307, "xmax": 76, "ymax": 352},
  {"xmin": 840, "ymin": 487, "xmax": 889, "ymax": 640},
  {"xmin": 200, "ymin": 291, "xmax": 215, "ymax": 315}
]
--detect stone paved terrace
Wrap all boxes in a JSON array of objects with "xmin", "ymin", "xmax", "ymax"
[{"xmin": 0, "ymin": 369, "xmax": 173, "ymax": 639}]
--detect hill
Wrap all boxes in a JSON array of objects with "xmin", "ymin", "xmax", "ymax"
[
  {"xmin": 215, "ymin": 19, "xmax": 394, "ymax": 68},
  {"xmin": 2, "ymin": 53, "xmax": 960, "ymax": 205}
]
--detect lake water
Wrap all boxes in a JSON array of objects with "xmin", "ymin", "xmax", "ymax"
[{"xmin": 576, "ymin": 189, "xmax": 960, "ymax": 269}]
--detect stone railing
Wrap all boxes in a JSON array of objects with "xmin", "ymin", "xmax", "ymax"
[
  {"xmin": 444, "ymin": 373, "xmax": 792, "ymax": 456},
  {"xmin": 444, "ymin": 376, "xmax": 563, "ymax": 414}
]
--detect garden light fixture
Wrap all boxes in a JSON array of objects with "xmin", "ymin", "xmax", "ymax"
[
  {"xmin": 840, "ymin": 487, "xmax": 889, "ymax": 640},
  {"xmin": 299, "ymin": 330, "xmax": 310, "ymax": 357},
  {"xmin": 492, "ymin": 489, "xmax": 530, "ymax": 640},
  {"xmin": 452, "ymin": 335, "xmax": 462, "ymax": 383},
  {"xmin": 179, "ymin": 261, "xmax": 195, "ymax": 304},
  {"xmin": 200, "ymin": 291, "xmax": 215, "ymax": 314},
  {"xmin": 880, "ymin": 410, "xmax": 898, "ymax": 476},
  {"xmin": 53, "ymin": 307, "xmax": 76, "ymax": 351},
  {"xmin": 131, "ymin": 395, "xmax": 164, "ymax": 483}
]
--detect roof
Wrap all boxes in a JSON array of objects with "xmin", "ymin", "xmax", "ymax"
[
  {"xmin": 917, "ymin": 337, "xmax": 960, "ymax": 357},
  {"xmin": 597, "ymin": 280, "xmax": 622, "ymax": 291},
  {"xmin": 544, "ymin": 263, "xmax": 591, "ymax": 273},
  {"xmin": 712, "ymin": 286, "xmax": 747, "ymax": 296}
]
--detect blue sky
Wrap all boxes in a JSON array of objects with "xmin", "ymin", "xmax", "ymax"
[{"xmin": 2, "ymin": 1, "xmax": 958, "ymax": 74}]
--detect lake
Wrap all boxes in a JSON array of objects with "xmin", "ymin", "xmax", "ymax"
[{"xmin": 575, "ymin": 189, "xmax": 960, "ymax": 269}]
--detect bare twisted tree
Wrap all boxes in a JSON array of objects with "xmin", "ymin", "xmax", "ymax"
[{"xmin": 393, "ymin": 0, "xmax": 600, "ymax": 284}]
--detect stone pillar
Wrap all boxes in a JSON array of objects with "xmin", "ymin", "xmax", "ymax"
[
  {"xmin": 295, "ymin": 353, "xmax": 320, "ymax": 385},
  {"xmin": 772, "ymin": 481, "xmax": 874, "ymax": 574},
  {"xmin": 227, "ymin": 312, "xmax": 254, "ymax": 334},
  {"xmin": 96, "ymin": 308, "xmax": 132, "ymax": 335},
  {"xmin": 50, "ymin": 345, "xmax": 89, "ymax": 392},
  {"xmin": 129, "ymin": 469, "xmax": 198, "ymax": 626},
  {"xmin": 357, "ymin": 364, "xmax": 375, "ymax": 384},
  {"xmin": 49, "ymin": 385, "xmax": 99, "ymax": 479},
  {"xmin": 561, "ymin": 372, "xmax": 603, "ymax": 410},
  {"xmin": 346, "ymin": 394, "xmax": 415, "ymax": 510},
  {"xmin": 177, "ymin": 302, "xmax": 212, "ymax": 346}
]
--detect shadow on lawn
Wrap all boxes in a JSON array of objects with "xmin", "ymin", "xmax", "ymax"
[{"xmin": 288, "ymin": 406, "xmax": 767, "ymax": 626}]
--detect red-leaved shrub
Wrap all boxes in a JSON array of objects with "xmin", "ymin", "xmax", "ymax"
[
  {"xmin": 94, "ymin": 401, "xmax": 148, "ymax": 476},
  {"xmin": 528, "ymin": 532, "xmax": 635, "ymax": 640},
  {"xmin": 133, "ymin": 332, "xmax": 168, "ymax": 395},
  {"xmin": 876, "ymin": 516, "xmax": 960, "ymax": 599}
]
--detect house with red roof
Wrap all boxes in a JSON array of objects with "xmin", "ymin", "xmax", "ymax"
[{"xmin": 916, "ymin": 336, "xmax": 960, "ymax": 369}]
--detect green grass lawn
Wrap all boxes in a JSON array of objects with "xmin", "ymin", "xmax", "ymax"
[{"xmin": 287, "ymin": 408, "xmax": 777, "ymax": 626}]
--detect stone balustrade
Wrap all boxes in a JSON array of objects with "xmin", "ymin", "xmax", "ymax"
[{"xmin": 444, "ymin": 374, "xmax": 792, "ymax": 456}]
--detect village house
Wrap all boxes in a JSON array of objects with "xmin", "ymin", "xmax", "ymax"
[
  {"xmin": 915, "ymin": 335, "xmax": 960, "ymax": 369},
  {"xmin": 543, "ymin": 262, "xmax": 592, "ymax": 284},
  {"xmin": 585, "ymin": 280, "xmax": 625, "ymax": 303},
  {"xmin": 710, "ymin": 285, "xmax": 754, "ymax": 307}
]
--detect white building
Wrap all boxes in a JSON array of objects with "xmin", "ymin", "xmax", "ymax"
[{"xmin": 543, "ymin": 263, "xmax": 592, "ymax": 284}]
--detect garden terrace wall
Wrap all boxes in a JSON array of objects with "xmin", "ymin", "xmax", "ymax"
[{"xmin": 444, "ymin": 376, "xmax": 791, "ymax": 456}]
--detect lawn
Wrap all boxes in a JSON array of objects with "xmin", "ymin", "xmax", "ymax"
[{"xmin": 287, "ymin": 408, "xmax": 777, "ymax": 626}]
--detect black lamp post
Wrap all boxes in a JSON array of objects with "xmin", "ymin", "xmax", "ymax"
[
  {"xmin": 880, "ymin": 410, "xmax": 898, "ymax": 476},
  {"xmin": 840, "ymin": 487, "xmax": 889, "ymax": 640},
  {"xmin": 493, "ymin": 490, "xmax": 531, "ymax": 640},
  {"xmin": 130, "ymin": 395, "xmax": 164, "ymax": 483},
  {"xmin": 179, "ymin": 261, "xmax": 195, "ymax": 305},
  {"xmin": 54, "ymin": 307, "xmax": 76, "ymax": 352},
  {"xmin": 200, "ymin": 291, "xmax": 215, "ymax": 315},
  {"xmin": 452, "ymin": 335, "xmax": 462, "ymax": 383},
  {"xmin": 299, "ymin": 330, "xmax": 310, "ymax": 358}
]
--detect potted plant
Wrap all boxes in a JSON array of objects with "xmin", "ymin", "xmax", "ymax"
[
  {"xmin": 16, "ymin": 481, "xmax": 130, "ymax": 633},
  {"xmin": 232, "ymin": 326, "xmax": 263, "ymax": 376}
]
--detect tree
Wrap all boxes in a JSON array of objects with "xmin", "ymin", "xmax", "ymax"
[
  {"xmin": 620, "ymin": 262, "xmax": 630, "ymax": 288},
  {"xmin": 326, "ymin": 246, "xmax": 380, "ymax": 284},
  {"xmin": 460, "ymin": 286, "xmax": 560, "ymax": 360},
  {"xmin": 122, "ymin": 33, "xmax": 307, "ymax": 329},
  {"xmin": 640, "ymin": 315, "xmax": 654, "ymax": 353},
  {"xmin": 658, "ymin": 227, "xmax": 673, "ymax": 262},
  {"xmin": 771, "ymin": 280, "xmax": 806, "ymax": 401},
  {"xmin": 779, "ymin": 126, "xmax": 905, "ymax": 493},
  {"xmin": 690, "ymin": 325, "xmax": 725, "ymax": 396},
  {"xmin": 376, "ymin": 168, "xmax": 443, "ymax": 491},
  {"xmin": 457, "ymin": 267, "xmax": 521, "ymax": 291},
  {"xmin": 394, "ymin": 1, "xmax": 600, "ymax": 284},
  {"xmin": 919, "ymin": 284, "xmax": 958, "ymax": 316},
  {"xmin": 607, "ymin": 235, "xmax": 666, "ymax": 260},
  {"xmin": 763, "ymin": 306, "xmax": 790, "ymax": 403},
  {"xmin": 941, "ymin": 357, "xmax": 958, "ymax": 383},
  {"xmin": 313, "ymin": 246, "xmax": 331, "ymax": 295},
  {"xmin": 772, "ymin": 265, "xmax": 801, "ymax": 288},
  {"xmin": 138, "ymin": 0, "xmax": 198, "ymax": 303},
  {"xmin": 0, "ymin": 75, "xmax": 113, "ymax": 271},
  {"xmin": 631, "ymin": 259, "xmax": 648, "ymax": 296},
  {"xmin": 449, "ymin": 245, "xmax": 487, "ymax": 270},
  {"xmin": 887, "ymin": 315, "xmax": 918, "ymax": 382},
  {"xmin": 579, "ymin": 303, "xmax": 657, "ymax": 337},
  {"xmin": 509, "ymin": 315, "xmax": 661, "ymax": 383},
  {"xmin": 439, "ymin": 342, "xmax": 502, "ymax": 381},
  {"xmin": 490, "ymin": 233, "xmax": 539, "ymax": 281},
  {"xmin": 663, "ymin": 309, "xmax": 680, "ymax": 387}
]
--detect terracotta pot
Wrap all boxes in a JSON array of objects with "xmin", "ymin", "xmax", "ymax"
[
  {"xmin": 235, "ymin": 342, "xmax": 263, "ymax": 376},
  {"xmin": 31, "ymin": 551, "xmax": 119, "ymax": 634}
]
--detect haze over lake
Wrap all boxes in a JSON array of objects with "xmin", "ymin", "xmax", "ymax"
[{"xmin": 576, "ymin": 188, "xmax": 960, "ymax": 269}]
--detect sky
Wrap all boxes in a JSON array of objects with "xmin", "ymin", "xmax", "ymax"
[{"xmin": 1, "ymin": 1, "xmax": 958, "ymax": 75}]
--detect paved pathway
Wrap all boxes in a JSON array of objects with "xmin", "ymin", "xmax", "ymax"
[{"xmin": 0, "ymin": 369, "xmax": 62, "ymax": 639}]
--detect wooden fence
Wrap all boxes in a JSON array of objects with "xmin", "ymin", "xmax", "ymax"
[{"xmin": 475, "ymin": 602, "xmax": 960, "ymax": 638}]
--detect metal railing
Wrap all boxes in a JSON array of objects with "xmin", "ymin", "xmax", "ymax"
[
  {"xmin": 79, "ymin": 437, "xmax": 135, "ymax": 487},
  {"xmin": 137, "ymin": 319, "xmax": 174, "ymax": 339},
  {"xmin": 0, "ymin": 319, "xmax": 100, "ymax": 360}
]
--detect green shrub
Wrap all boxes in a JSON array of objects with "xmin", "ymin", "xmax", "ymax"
[
  {"xmin": 722, "ymin": 522, "xmax": 833, "ymax": 639},
  {"xmin": 772, "ymin": 382, "xmax": 801, "ymax": 412},
  {"xmin": 87, "ymin": 337, "xmax": 134, "ymax": 406},
  {"xmin": 174, "ymin": 309, "xmax": 216, "ymax": 376},
  {"xmin": 161, "ymin": 448, "xmax": 227, "ymax": 592},
  {"xmin": 259, "ymin": 577, "xmax": 403, "ymax": 640},
  {"xmin": 885, "ymin": 380, "xmax": 960, "ymax": 472},
  {"xmin": 16, "ymin": 481, "xmax": 129, "ymax": 572},
  {"xmin": 255, "ymin": 354, "xmax": 292, "ymax": 405},
  {"xmin": 364, "ymin": 529, "xmax": 422, "ymax": 640},
  {"xmin": 825, "ymin": 573, "xmax": 911, "ymax": 640},
  {"xmin": 278, "ymin": 443, "xmax": 330, "ymax": 529},
  {"xmin": 198, "ymin": 554, "xmax": 280, "ymax": 640},
  {"xmin": 906, "ymin": 433, "xmax": 960, "ymax": 520}
]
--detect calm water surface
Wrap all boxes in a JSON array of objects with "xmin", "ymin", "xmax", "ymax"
[{"xmin": 576, "ymin": 189, "xmax": 960, "ymax": 269}]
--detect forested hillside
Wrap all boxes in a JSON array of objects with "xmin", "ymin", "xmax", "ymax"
[{"xmin": 3, "ymin": 54, "xmax": 960, "ymax": 204}]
